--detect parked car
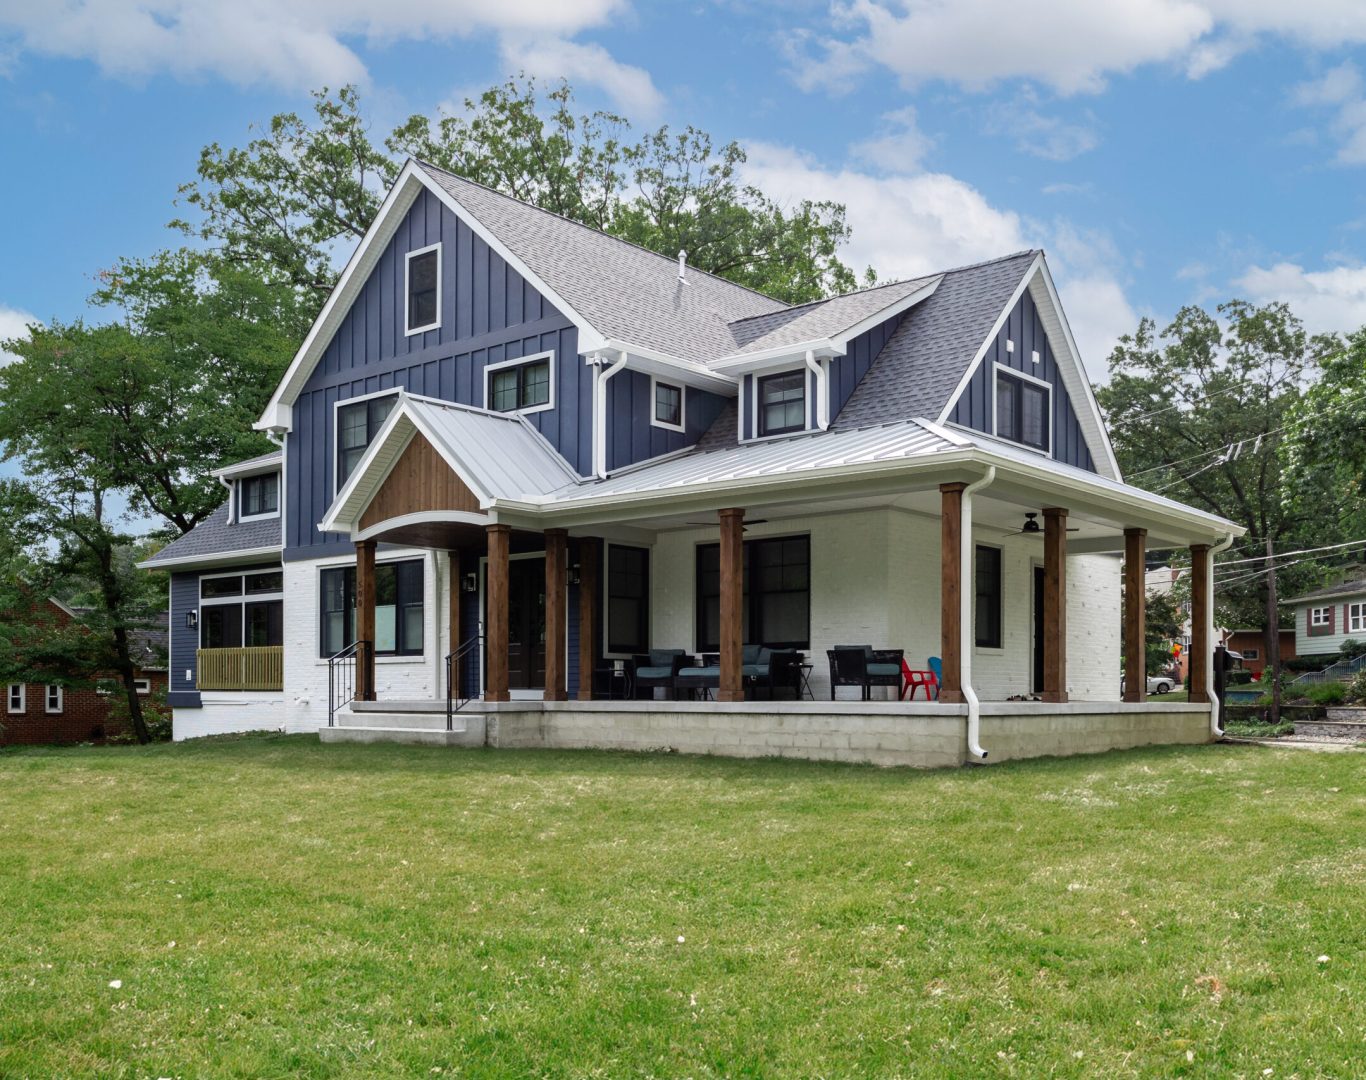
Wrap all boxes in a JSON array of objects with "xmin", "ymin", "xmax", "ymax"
[{"xmin": 1121, "ymin": 674, "xmax": 1176, "ymax": 695}]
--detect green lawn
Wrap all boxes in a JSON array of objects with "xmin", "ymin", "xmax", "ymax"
[{"xmin": 1, "ymin": 737, "xmax": 1363, "ymax": 1078}]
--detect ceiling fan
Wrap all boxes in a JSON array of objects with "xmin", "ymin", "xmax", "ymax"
[
  {"xmin": 685, "ymin": 517, "xmax": 769, "ymax": 531},
  {"xmin": 1009, "ymin": 512, "xmax": 1079, "ymax": 537}
]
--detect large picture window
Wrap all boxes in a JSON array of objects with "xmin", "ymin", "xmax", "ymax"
[
  {"xmin": 607, "ymin": 545, "xmax": 649, "ymax": 654},
  {"xmin": 975, "ymin": 545, "xmax": 1003, "ymax": 649},
  {"xmin": 405, "ymin": 244, "xmax": 441, "ymax": 335},
  {"xmin": 996, "ymin": 369, "xmax": 1050, "ymax": 452},
  {"xmin": 695, "ymin": 535, "xmax": 810, "ymax": 652},
  {"xmin": 200, "ymin": 570, "xmax": 284, "ymax": 650},
  {"xmin": 319, "ymin": 559, "xmax": 424, "ymax": 658},
  {"xmin": 337, "ymin": 394, "xmax": 398, "ymax": 488},
  {"xmin": 487, "ymin": 354, "xmax": 553, "ymax": 414},
  {"xmin": 757, "ymin": 371, "xmax": 806, "ymax": 437}
]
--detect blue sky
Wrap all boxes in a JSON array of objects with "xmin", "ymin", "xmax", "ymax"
[{"xmin": 4, "ymin": 0, "xmax": 1366, "ymax": 391}]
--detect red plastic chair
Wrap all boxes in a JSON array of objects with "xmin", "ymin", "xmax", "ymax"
[{"xmin": 900, "ymin": 657, "xmax": 939, "ymax": 700}]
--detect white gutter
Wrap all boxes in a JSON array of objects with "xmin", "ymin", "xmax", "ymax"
[
  {"xmin": 1207, "ymin": 532, "xmax": 1236, "ymax": 739},
  {"xmin": 960, "ymin": 465, "xmax": 996, "ymax": 762},
  {"xmin": 803, "ymin": 349, "xmax": 830, "ymax": 431},
  {"xmin": 591, "ymin": 350, "xmax": 628, "ymax": 479}
]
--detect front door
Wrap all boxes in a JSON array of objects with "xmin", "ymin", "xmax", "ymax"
[
  {"xmin": 1032, "ymin": 565, "xmax": 1045, "ymax": 694},
  {"xmin": 506, "ymin": 557, "xmax": 546, "ymax": 690}
]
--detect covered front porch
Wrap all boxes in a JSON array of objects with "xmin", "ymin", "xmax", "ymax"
[{"xmin": 317, "ymin": 399, "xmax": 1233, "ymax": 764}]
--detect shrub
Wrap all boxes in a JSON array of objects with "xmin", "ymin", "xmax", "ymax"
[
  {"xmin": 1341, "ymin": 638, "xmax": 1366, "ymax": 660},
  {"xmin": 1227, "ymin": 670, "xmax": 1253, "ymax": 685},
  {"xmin": 1286, "ymin": 654, "xmax": 1340, "ymax": 672},
  {"xmin": 1307, "ymin": 682, "xmax": 1347, "ymax": 706},
  {"xmin": 1347, "ymin": 670, "xmax": 1366, "ymax": 704}
]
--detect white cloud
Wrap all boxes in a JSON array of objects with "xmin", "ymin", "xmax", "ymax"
[
  {"xmin": 793, "ymin": 0, "xmax": 1366, "ymax": 97},
  {"xmin": 1293, "ymin": 63, "xmax": 1366, "ymax": 164},
  {"xmin": 0, "ymin": 303, "xmax": 37, "ymax": 366},
  {"xmin": 740, "ymin": 142, "xmax": 1134, "ymax": 376},
  {"xmin": 984, "ymin": 100, "xmax": 1099, "ymax": 161},
  {"xmin": 0, "ymin": 0, "xmax": 635, "ymax": 95},
  {"xmin": 851, "ymin": 106, "xmax": 935, "ymax": 172},
  {"xmin": 499, "ymin": 35, "xmax": 663, "ymax": 117},
  {"xmin": 1235, "ymin": 261, "xmax": 1366, "ymax": 335}
]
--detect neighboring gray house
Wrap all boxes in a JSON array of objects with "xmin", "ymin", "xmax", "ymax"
[
  {"xmin": 140, "ymin": 158, "xmax": 1241, "ymax": 765},
  {"xmin": 1285, "ymin": 577, "xmax": 1366, "ymax": 657}
]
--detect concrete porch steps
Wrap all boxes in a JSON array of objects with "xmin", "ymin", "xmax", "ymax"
[{"xmin": 320, "ymin": 725, "xmax": 478, "ymax": 746}]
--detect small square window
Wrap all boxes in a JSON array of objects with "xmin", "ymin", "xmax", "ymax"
[
  {"xmin": 757, "ymin": 371, "xmax": 806, "ymax": 437},
  {"xmin": 654, "ymin": 381, "xmax": 683, "ymax": 429},
  {"xmin": 239, "ymin": 473, "xmax": 278, "ymax": 518}
]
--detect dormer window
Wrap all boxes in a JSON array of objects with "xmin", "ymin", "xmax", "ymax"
[
  {"xmin": 651, "ymin": 378, "xmax": 684, "ymax": 432},
  {"xmin": 995, "ymin": 368, "xmax": 1050, "ymax": 453},
  {"xmin": 486, "ymin": 353, "xmax": 554, "ymax": 414},
  {"xmin": 238, "ymin": 473, "xmax": 279, "ymax": 519},
  {"xmin": 405, "ymin": 244, "xmax": 441, "ymax": 336},
  {"xmin": 757, "ymin": 371, "xmax": 806, "ymax": 437}
]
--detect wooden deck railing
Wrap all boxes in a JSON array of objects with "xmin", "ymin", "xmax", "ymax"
[{"xmin": 197, "ymin": 646, "xmax": 284, "ymax": 691}]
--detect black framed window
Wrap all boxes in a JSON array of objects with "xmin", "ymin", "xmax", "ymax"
[
  {"xmin": 239, "ymin": 473, "xmax": 278, "ymax": 517},
  {"xmin": 607, "ymin": 545, "xmax": 649, "ymax": 654},
  {"xmin": 996, "ymin": 370, "xmax": 1050, "ymax": 452},
  {"xmin": 975, "ymin": 545, "xmax": 1003, "ymax": 649},
  {"xmin": 338, "ymin": 394, "xmax": 397, "ymax": 487},
  {"xmin": 407, "ymin": 247, "xmax": 439, "ymax": 332},
  {"xmin": 757, "ymin": 371, "xmax": 807, "ymax": 437},
  {"xmin": 200, "ymin": 570, "xmax": 283, "ymax": 650},
  {"xmin": 654, "ymin": 381, "xmax": 682, "ymax": 427},
  {"xmin": 319, "ymin": 559, "xmax": 424, "ymax": 657},
  {"xmin": 695, "ymin": 535, "xmax": 809, "ymax": 651},
  {"xmin": 489, "ymin": 357, "xmax": 551, "ymax": 412},
  {"xmin": 202, "ymin": 605, "xmax": 244, "ymax": 649}
]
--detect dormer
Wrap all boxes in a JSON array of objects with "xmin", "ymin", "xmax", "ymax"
[{"xmin": 213, "ymin": 453, "xmax": 283, "ymax": 525}]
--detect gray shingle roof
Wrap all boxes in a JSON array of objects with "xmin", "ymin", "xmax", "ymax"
[
  {"xmin": 1283, "ymin": 578, "xmax": 1366, "ymax": 605},
  {"xmin": 836, "ymin": 250, "xmax": 1037, "ymax": 429},
  {"xmin": 417, "ymin": 161, "xmax": 787, "ymax": 366},
  {"xmin": 140, "ymin": 504, "xmax": 281, "ymax": 568},
  {"xmin": 726, "ymin": 274, "xmax": 941, "ymax": 356}
]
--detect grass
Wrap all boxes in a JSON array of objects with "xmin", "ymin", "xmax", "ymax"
[{"xmin": 1, "ymin": 736, "xmax": 1364, "ymax": 1078}]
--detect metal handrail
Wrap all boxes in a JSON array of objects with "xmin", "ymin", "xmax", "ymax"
[
  {"xmin": 1290, "ymin": 652, "xmax": 1366, "ymax": 686},
  {"xmin": 327, "ymin": 640, "xmax": 371, "ymax": 727},
  {"xmin": 445, "ymin": 634, "xmax": 484, "ymax": 730}
]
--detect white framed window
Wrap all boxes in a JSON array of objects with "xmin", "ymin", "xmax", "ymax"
[
  {"xmin": 6, "ymin": 684, "xmax": 24, "ymax": 714},
  {"xmin": 134, "ymin": 678, "xmax": 151, "ymax": 695},
  {"xmin": 650, "ymin": 377, "xmax": 685, "ymax": 433},
  {"xmin": 335, "ymin": 390, "xmax": 400, "ymax": 492},
  {"xmin": 404, "ymin": 243, "xmax": 441, "ymax": 336},
  {"xmin": 200, "ymin": 570, "xmax": 285, "ymax": 650},
  {"xmin": 1311, "ymin": 606, "xmax": 1332, "ymax": 627},
  {"xmin": 1241, "ymin": 648, "xmax": 1260, "ymax": 661},
  {"xmin": 236, "ymin": 472, "xmax": 279, "ymax": 520},
  {"xmin": 44, "ymin": 685, "xmax": 63, "ymax": 714},
  {"xmin": 1350, "ymin": 603, "xmax": 1366, "ymax": 634},
  {"xmin": 484, "ymin": 352, "xmax": 555, "ymax": 415},
  {"xmin": 994, "ymin": 364, "xmax": 1052, "ymax": 454}
]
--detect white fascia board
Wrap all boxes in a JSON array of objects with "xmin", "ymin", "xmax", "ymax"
[
  {"xmin": 136, "ymin": 546, "xmax": 282, "ymax": 571},
  {"xmin": 710, "ymin": 340, "xmax": 839, "ymax": 375},
  {"xmin": 935, "ymin": 253, "xmax": 1041, "ymax": 430},
  {"xmin": 256, "ymin": 159, "xmax": 611, "ymax": 431},
  {"xmin": 211, "ymin": 459, "xmax": 281, "ymax": 481},
  {"xmin": 599, "ymin": 339, "xmax": 736, "ymax": 393}
]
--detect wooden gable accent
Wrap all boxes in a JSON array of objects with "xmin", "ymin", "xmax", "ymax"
[{"xmin": 359, "ymin": 432, "xmax": 483, "ymax": 530}]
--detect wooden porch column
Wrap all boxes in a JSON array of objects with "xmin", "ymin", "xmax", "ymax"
[
  {"xmin": 1189, "ymin": 543, "xmax": 1211, "ymax": 703},
  {"xmin": 718, "ymin": 508, "xmax": 745, "ymax": 702},
  {"xmin": 485, "ymin": 523, "xmax": 511, "ymax": 703},
  {"xmin": 577, "ymin": 537, "xmax": 600, "ymax": 701},
  {"xmin": 447, "ymin": 549, "xmax": 461, "ymax": 700},
  {"xmin": 1123, "ymin": 528, "xmax": 1147, "ymax": 703},
  {"xmin": 1042, "ymin": 507, "xmax": 1069, "ymax": 703},
  {"xmin": 544, "ymin": 528, "xmax": 568, "ymax": 701},
  {"xmin": 355, "ymin": 539, "xmax": 377, "ymax": 701},
  {"xmin": 939, "ymin": 483, "xmax": 966, "ymax": 704}
]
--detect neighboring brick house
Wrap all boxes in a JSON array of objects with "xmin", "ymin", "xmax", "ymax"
[
  {"xmin": 1221, "ymin": 628, "xmax": 1295, "ymax": 675},
  {"xmin": 1, "ymin": 599, "xmax": 168, "ymax": 746}
]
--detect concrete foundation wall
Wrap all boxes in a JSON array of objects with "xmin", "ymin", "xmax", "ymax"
[{"xmin": 173, "ymin": 691, "xmax": 289, "ymax": 741}]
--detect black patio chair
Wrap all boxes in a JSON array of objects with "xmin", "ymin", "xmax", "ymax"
[
  {"xmin": 827, "ymin": 645, "xmax": 904, "ymax": 701},
  {"xmin": 751, "ymin": 649, "xmax": 803, "ymax": 700},
  {"xmin": 630, "ymin": 648, "xmax": 691, "ymax": 700}
]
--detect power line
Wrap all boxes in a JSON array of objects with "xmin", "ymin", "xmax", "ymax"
[
  {"xmin": 1105, "ymin": 382, "xmax": 1251, "ymax": 429},
  {"xmin": 1213, "ymin": 537, "xmax": 1366, "ymax": 568}
]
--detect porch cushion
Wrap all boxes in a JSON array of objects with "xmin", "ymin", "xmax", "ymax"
[
  {"xmin": 867, "ymin": 662, "xmax": 900, "ymax": 678},
  {"xmin": 635, "ymin": 666, "xmax": 675, "ymax": 680},
  {"xmin": 676, "ymin": 666, "xmax": 721, "ymax": 679},
  {"xmin": 649, "ymin": 648, "xmax": 686, "ymax": 667},
  {"xmin": 742, "ymin": 664, "xmax": 768, "ymax": 678},
  {"xmin": 834, "ymin": 644, "xmax": 873, "ymax": 655}
]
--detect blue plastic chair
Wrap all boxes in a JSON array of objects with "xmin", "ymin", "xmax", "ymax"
[{"xmin": 928, "ymin": 656, "xmax": 943, "ymax": 699}]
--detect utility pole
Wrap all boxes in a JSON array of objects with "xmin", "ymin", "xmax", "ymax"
[{"xmin": 1265, "ymin": 537, "xmax": 1282, "ymax": 725}]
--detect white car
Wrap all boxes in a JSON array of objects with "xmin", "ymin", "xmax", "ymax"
[{"xmin": 1121, "ymin": 674, "xmax": 1176, "ymax": 695}]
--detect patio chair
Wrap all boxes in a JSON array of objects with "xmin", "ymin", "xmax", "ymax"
[
  {"xmin": 750, "ymin": 648, "xmax": 802, "ymax": 699},
  {"xmin": 900, "ymin": 657, "xmax": 939, "ymax": 701},
  {"xmin": 827, "ymin": 646, "xmax": 905, "ymax": 701},
  {"xmin": 675, "ymin": 657, "xmax": 720, "ymax": 699},
  {"xmin": 630, "ymin": 648, "xmax": 691, "ymax": 700}
]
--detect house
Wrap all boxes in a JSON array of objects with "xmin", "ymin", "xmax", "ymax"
[
  {"xmin": 2, "ymin": 599, "xmax": 168, "ymax": 746},
  {"xmin": 1221, "ymin": 628, "xmax": 1295, "ymax": 675},
  {"xmin": 1285, "ymin": 578, "xmax": 1366, "ymax": 659},
  {"xmin": 140, "ymin": 159, "xmax": 1242, "ymax": 766}
]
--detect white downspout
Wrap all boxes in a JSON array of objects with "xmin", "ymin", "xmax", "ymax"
[
  {"xmin": 591, "ymin": 350, "xmax": 627, "ymax": 479},
  {"xmin": 960, "ymin": 466, "xmax": 996, "ymax": 762},
  {"xmin": 1207, "ymin": 532, "xmax": 1236, "ymax": 738},
  {"xmin": 803, "ymin": 349, "xmax": 829, "ymax": 431}
]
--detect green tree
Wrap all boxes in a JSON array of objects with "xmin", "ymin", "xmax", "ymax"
[
  {"xmin": 180, "ymin": 78, "xmax": 867, "ymax": 310},
  {"xmin": 1145, "ymin": 590, "xmax": 1184, "ymax": 677}
]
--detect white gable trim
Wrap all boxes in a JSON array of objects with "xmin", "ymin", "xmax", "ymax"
[
  {"xmin": 934, "ymin": 254, "xmax": 1120, "ymax": 482},
  {"xmin": 256, "ymin": 159, "xmax": 609, "ymax": 432}
]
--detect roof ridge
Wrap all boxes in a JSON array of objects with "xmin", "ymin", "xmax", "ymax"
[
  {"xmin": 415, "ymin": 159, "xmax": 787, "ymax": 309},
  {"xmin": 936, "ymin": 248, "xmax": 1040, "ymax": 277},
  {"xmin": 726, "ymin": 274, "xmax": 939, "ymax": 327}
]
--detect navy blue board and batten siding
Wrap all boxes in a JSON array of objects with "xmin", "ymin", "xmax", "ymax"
[
  {"xmin": 948, "ymin": 290, "xmax": 1096, "ymax": 472},
  {"xmin": 284, "ymin": 187, "xmax": 589, "ymax": 560},
  {"xmin": 828, "ymin": 311, "xmax": 907, "ymax": 422},
  {"xmin": 606, "ymin": 371, "xmax": 726, "ymax": 471}
]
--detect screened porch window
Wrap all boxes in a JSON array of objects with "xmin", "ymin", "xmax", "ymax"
[
  {"xmin": 337, "ymin": 394, "xmax": 398, "ymax": 488},
  {"xmin": 695, "ymin": 535, "xmax": 810, "ymax": 652},
  {"xmin": 319, "ymin": 559, "xmax": 424, "ymax": 657}
]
